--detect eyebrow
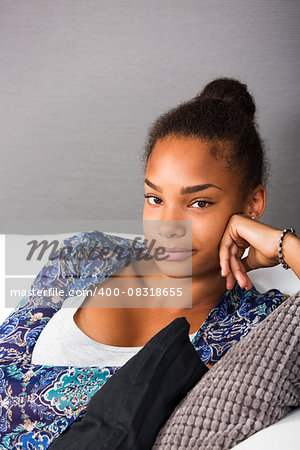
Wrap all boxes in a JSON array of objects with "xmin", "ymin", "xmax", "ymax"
[{"xmin": 144, "ymin": 178, "xmax": 223, "ymax": 194}]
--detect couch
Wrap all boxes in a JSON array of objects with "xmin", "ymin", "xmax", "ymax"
[{"xmin": 0, "ymin": 231, "xmax": 299, "ymax": 449}]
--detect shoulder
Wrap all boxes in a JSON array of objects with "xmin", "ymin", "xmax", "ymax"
[
  {"xmin": 1, "ymin": 231, "xmax": 136, "ymax": 322},
  {"xmin": 59, "ymin": 230, "xmax": 143, "ymax": 252},
  {"xmin": 62, "ymin": 230, "xmax": 148, "ymax": 263},
  {"xmin": 31, "ymin": 230, "xmax": 137, "ymax": 270},
  {"xmin": 58, "ymin": 230, "xmax": 128, "ymax": 249}
]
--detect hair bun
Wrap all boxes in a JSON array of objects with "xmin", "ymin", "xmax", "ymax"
[{"xmin": 197, "ymin": 77, "xmax": 256, "ymax": 120}]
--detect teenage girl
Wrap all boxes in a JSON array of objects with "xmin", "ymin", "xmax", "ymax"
[
  {"xmin": 1, "ymin": 77, "xmax": 299, "ymax": 449},
  {"xmin": 70, "ymin": 77, "xmax": 300, "ymax": 369}
]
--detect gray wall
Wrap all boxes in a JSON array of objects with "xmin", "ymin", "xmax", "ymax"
[{"xmin": 0, "ymin": 0, "xmax": 299, "ymax": 234}]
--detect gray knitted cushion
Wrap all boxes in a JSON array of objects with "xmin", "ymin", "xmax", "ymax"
[{"xmin": 153, "ymin": 290, "xmax": 300, "ymax": 450}]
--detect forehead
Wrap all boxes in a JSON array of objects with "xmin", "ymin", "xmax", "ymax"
[{"xmin": 146, "ymin": 136, "xmax": 239, "ymax": 192}]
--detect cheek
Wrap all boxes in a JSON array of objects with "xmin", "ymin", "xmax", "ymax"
[
  {"xmin": 192, "ymin": 219, "xmax": 228, "ymax": 253},
  {"xmin": 143, "ymin": 204, "xmax": 153, "ymax": 221}
]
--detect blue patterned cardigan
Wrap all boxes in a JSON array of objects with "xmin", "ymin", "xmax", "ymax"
[{"xmin": 0, "ymin": 231, "xmax": 289, "ymax": 449}]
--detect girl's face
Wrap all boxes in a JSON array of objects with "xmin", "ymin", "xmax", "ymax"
[{"xmin": 143, "ymin": 136, "xmax": 247, "ymax": 278}]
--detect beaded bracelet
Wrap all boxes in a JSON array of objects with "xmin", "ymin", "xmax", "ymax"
[{"xmin": 278, "ymin": 228, "xmax": 297, "ymax": 269}]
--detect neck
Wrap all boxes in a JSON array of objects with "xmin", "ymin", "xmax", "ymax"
[
  {"xmin": 128, "ymin": 257, "xmax": 229, "ymax": 333},
  {"xmin": 74, "ymin": 257, "xmax": 230, "ymax": 346}
]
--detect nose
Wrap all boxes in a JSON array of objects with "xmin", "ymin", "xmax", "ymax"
[
  {"xmin": 143, "ymin": 206, "xmax": 192, "ymax": 244},
  {"xmin": 158, "ymin": 220, "xmax": 187, "ymax": 239}
]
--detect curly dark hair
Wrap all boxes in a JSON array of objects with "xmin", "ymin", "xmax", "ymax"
[{"xmin": 140, "ymin": 77, "xmax": 270, "ymax": 200}]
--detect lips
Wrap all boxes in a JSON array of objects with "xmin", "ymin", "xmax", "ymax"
[
  {"xmin": 161, "ymin": 248, "xmax": 195, "ymax": 261},
  {"xmin": 164, "ymin": 247, "xmax": 194, "ymax": 252}
]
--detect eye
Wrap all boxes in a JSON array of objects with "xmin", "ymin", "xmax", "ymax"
[
  {"xmin": 190, "ymin": 200, "xmax": 213, "ymax": 209},
  {"xmin": 144, "ymin": 194, "xmax": 213, "ymax": 209},
  {"xmin": 144, "ymin": 194, "xmax": 162, "ymax": 205}
]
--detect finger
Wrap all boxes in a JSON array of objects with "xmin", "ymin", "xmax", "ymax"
[
  {"xmin": 222, "ymin": 242, "xmax": 236, "ymax": 290},
  {"xmin": 219, "ymin": 233, "xmax": 234, "ymax": 277},
  {"xmin": 219, "ymin": 232, "xmax": 253, "ymax": 289},
  {"xmin": 236, "ymin": 260, "xmax": 253, "ymax": 290},
  {"xmin": 239, "ymin": 257, "xmax": 253, "ymax": 290},
  {"xmin": 225, "ymin": 270, "xmax": 236, "ymax": 290},
  {"xmin": 221, "ymin": 257, "xmax": 230, "ymax": 278},
  {"xmin": 231, "ymin": 245, "xmax": 253, "ymax": 290},
  {"xmin": 229, "ymin": 249, "xmax": 253, "ymax": 290}
]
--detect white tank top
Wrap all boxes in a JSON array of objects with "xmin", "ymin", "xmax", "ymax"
[{"xmin": 31, "ymin": 294, "xmax": 198, "ymax": 367}]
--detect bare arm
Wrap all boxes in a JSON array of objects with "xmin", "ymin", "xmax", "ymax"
[
  {"xmin": 280, "ymin": 233, "xmax": 300, "ymax": 279},
  {"xmin": 219, "ymin": 215, "xmax": 300, "ymax": 291}
]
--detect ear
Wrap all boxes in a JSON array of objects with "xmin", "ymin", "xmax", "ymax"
[{"xmin": 242, "ymin": 184, "xmax": 266, "ymax": 220}]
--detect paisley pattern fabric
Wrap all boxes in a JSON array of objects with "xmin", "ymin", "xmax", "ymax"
[{"xmin": 0, "ymin": 230, "xmax": 290, "ymax": 449}]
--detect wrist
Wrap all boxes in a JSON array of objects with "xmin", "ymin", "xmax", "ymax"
[
  {"xmin": 277, "ymin": 229, "xmax": 297, "ymax": 269},
  {"xmin": 280, "ymin": 233, "xmax": 299, "ymax": 270}
]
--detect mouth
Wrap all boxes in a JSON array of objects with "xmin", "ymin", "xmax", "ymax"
[
  {"xmin": 160, "ymin": 248, "xmax": 196, "ymax": 261},
  {"xmin": 164, "ymin": 247, "xmax": 195, "ymax": 252}
]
